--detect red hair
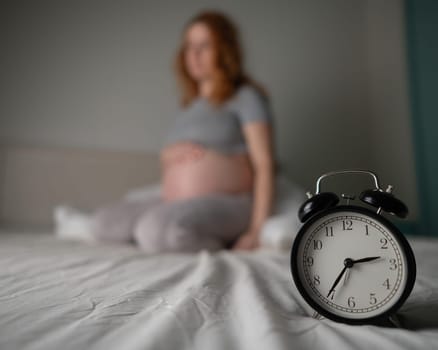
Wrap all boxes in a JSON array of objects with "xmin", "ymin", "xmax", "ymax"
[{"xmin": 175, "ymin": 10, "xmax": 267, "ymax": 107}]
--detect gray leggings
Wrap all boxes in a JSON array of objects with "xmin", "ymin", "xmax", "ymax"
[{"xmin": 90, "ymin": 192, "xmax": 253, "ymax": 253}]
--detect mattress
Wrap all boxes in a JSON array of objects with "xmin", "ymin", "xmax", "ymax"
[{"xmin": 1, "ymin": 231, "xmax": 438, "ymax": 350}]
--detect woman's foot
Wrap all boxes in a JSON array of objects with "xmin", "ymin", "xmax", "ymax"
[{"xmin": 53, "ymin": 205, "xmax": 96, "ymax": 243}]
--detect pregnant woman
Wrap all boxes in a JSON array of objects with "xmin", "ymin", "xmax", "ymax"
[{"xmin": 56, "ymin": 11, "xmax": 276, "ymax": 252}]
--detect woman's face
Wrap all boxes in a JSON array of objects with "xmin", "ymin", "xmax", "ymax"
[{"xmin": 184, "ymin": 22, "xmax": 216, "ymax": 82}]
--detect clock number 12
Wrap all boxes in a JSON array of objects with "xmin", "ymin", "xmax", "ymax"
[{"xmin": 342, "ymin": 220, "xmax": 353, "ymax": 231}]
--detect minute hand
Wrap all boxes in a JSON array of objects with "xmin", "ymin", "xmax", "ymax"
[
  {"xmin": 327, "ymin": 256, "xmax": 380, "ymax": 298},
  {"xmin": 326, "ymin": 265, "xmax": 347, "ymax": 298}
]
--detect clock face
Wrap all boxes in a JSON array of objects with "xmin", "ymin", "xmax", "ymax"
[{"xmin": 291, "ymin": 206, "xmax": 416, "ymax": 323}]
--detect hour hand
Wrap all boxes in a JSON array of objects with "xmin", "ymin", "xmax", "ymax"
[
  {"xmin": 352, "ymin": 256, "xmax": 381, "ymax": 265},
  {"xmin": 343, "ymin": 256, "xmax": 380, "ymax": 286}
]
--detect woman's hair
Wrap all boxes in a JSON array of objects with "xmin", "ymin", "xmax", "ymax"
[{"xmin": 175, "ymin": 10, "xmax": 267, "ymax": 107}]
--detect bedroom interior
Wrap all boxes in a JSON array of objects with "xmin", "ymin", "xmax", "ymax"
[{"xmin": 0, "ymin": 0, "xmax": 437, "ymax": 349}]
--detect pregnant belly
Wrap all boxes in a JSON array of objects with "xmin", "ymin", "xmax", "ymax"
[{"xmin": 161, "ymin": 142, "xmax": 254, "ymax": 201}]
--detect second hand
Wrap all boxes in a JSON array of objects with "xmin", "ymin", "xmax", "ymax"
[{"xmin": 326, "ymin": 256, "xmax": 381, "ymax": 298}]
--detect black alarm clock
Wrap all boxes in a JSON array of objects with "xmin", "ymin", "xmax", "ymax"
[{"xmin": 290, "ymin": 170, "xmax": 416, "ymax": 326}]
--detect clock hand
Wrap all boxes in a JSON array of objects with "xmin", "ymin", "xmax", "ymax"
[
  {"xmin": 343, "ymin": 256, "xmax": 380, "ymax": 286},
  {"xmin": 352, "ymin": 256, "xmax": 381, "ymax": 265},
  {"xmin": 327, "ymin": 257, "xmax": 381, "ymax": 298},
  {"xmin": 343, "ymin": 267, "xmax": 350, "ymax": 286},
  {"xmin": 327, "ymin": 265, "xmax": 348, "ymax": 298}
]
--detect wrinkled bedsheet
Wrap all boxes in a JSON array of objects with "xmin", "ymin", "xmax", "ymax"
[{"xmin": 1, "ymin": 231, "xmax": 438, "ymax": 350}]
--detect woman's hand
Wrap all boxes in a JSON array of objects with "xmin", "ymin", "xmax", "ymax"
[
  {"xmin": 232, "ymin": 121, "xmax": 274, "ymax": 252},
  {"xmin": 232, "ymin": 230, "xmax": 260, "ymax": 251}
]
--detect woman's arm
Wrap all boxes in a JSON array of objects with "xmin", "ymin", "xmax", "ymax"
[{"xmin": 232, "ymin": 121, "xmax": 275, "ymax": 250}]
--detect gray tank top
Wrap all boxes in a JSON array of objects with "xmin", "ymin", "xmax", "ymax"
[{"xmin": 163, "ymin": 85, "xmax": 273, "ymax": 154}]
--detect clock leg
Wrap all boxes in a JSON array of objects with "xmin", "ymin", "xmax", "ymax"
[
  {"xmin": 312, "ymin": 311, "xmax": 324, "ymax": 320},
  {"xmin": 388, "ymin": 314, "xmax": 403, "ymax": 328},
  {"xmin": 373, "ymin": 314, "xmax": 403, "ymax": 328},
  {"xmin": 310, "ymin": 312, "xmax": 403, "ymax": 327}
]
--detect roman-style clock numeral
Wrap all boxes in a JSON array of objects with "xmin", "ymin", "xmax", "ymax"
[{"xmin": 325, "ymin": 226, "xmax": 334, "ymax": 237}]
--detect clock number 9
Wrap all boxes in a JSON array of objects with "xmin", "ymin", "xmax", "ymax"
[{"xmin": 306, "ymin": 256, "xmax": 314, "ymax": 266}]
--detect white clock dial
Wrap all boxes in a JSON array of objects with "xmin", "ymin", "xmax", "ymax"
[{"xmin": 295, "ymin": 210, "xmax": 408, "ymax": 319}]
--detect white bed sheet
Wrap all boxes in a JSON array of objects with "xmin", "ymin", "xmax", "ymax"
[{"xmin": 1, "ymin": 231, "xmax": 438, "ymax": 350}]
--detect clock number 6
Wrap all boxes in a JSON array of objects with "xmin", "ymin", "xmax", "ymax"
[{"xmin": 347, "ymin": 296, "xmax": 356, "ymax": 308}]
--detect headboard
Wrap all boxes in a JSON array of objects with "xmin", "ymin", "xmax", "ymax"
[{"xmin": 0, "ymin": 145, "xmax": 160, "ymax": 230}]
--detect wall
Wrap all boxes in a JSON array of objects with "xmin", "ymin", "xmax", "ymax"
[
  {"xmin": 0, "ymin": 0, "xmax": 419, "ymax": 219},
  {"xmin": 364, "ymin": 0, "xmax": 419, "ymax": 221},
  {"xmin": 404, "ymin": 0, "xmax": 438, "ymax": 236}
]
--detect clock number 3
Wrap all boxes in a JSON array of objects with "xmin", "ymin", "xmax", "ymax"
[{"xmin": 389, "ymin": 258, "xmax": 397, "ymax": 270}]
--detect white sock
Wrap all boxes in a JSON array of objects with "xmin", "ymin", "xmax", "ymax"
[{"xmin": 53, "ymin": 205, "xmax": 97, "ymax": 243}]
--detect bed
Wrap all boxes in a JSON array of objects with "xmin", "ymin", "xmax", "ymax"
[{"xmin": 1, "ymin": 230, "xmax": 438, "ymax": 350}]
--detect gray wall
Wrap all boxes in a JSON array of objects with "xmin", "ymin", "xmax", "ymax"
[
  {"xmin": 0, "ymin": 0, "xmax": 419, "ymax": 218},
  {"xmin": 365, "ymin": 1, "xmax": 418, "ymax": 219}
]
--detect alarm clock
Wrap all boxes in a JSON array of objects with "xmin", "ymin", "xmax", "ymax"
[{"xmin": 290, "ymin": 170, "xmax": 416, "ymax": 326}]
